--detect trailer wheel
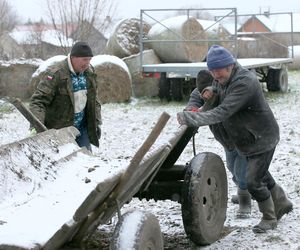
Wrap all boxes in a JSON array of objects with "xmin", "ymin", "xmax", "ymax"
[
  {"xmin": 170, "ymin": 78, "xmax": 184, "ymax": 101},
  {"xmin": 266, "ymin": 68, "xmax": 288, "ymax": 92},
  {"xmin": 110, "ymin": 210, "xmax": 163, "ymax": 250},
  {"xmin": 158, "ymin": 73, "xmax": 171, "ymax": 101},
  {"xmin": 181, "ymin": 152, "xmax": 227, "ymax": 246}
]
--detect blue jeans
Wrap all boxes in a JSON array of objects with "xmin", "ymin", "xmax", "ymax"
[
  {"xmin": 225, "ymin": 148, "xmax": 248, "ymax": 190},
  {"xmin": 75, "ymin": 126, "xmax": 92, "ymax": 152}
]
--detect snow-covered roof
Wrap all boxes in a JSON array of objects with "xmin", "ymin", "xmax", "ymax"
[
  {"xmin": 10, "ymin": 26, "xmax": 74, "ymax": 47},
  {"xmin": 244, "ymin": 12, "xmax": 300, "ymax": 32}
]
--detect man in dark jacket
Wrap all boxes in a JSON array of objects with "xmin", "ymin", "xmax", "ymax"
[
  {"xmin": 177, "ymin": 45, "xmax": 293, "ymax": 233},
  {"xmin": 29, "ymin": 42, "xmax": 102, "ymax": 151},
  {"xmin": 185, "ymin": 69, "xmax": 251, "ymax": 219}
]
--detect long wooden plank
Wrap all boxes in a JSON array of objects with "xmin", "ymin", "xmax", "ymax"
[
  {"xmin": 71, "ymin": 112, "xmax": 171, "ymax": 243},
  {"xmin": 5, "ymin": 97, "xmax": 47, "ymax": 133}
]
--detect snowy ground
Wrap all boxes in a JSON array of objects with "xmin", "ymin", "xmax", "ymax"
[{"xmin": 0, "ymin": 70, "xmax": 300, "ymax": 249}]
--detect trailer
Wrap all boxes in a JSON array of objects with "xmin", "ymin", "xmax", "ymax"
[
  {"xmin": 0, "ymin": 99, "xmax": 228, "ymax": 249},
  {"xmin": 139, "ymin": 8, "xmax": 294, "ymax": 101}
]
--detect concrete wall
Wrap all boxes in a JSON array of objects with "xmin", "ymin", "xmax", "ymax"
[{"xmin": 0, "ymin": 59, "xmax": 41, "ymax": 101}]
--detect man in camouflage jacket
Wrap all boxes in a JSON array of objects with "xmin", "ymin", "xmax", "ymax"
[{"xmin": 29, "ymin": 42, "xmax": 101, "ymax": 150}]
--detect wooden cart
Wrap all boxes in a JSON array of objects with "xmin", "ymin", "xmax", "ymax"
[{"xmin": 0, "ymin": 100, "xmax": 227, "ymax": 249}]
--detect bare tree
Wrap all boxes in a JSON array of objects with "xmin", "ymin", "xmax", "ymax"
[
  {"xmin": 45, "ymin": 0, "xmax": 116, "ymax": 52},
  {"xmin": 0, "ymin": 0, "xmax": 19, "ymax": 35}
]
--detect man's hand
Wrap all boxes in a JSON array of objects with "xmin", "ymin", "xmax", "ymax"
[
  {"xmin": 186, "ymin": 106, "xmax": 199, "ymax": 112},
  {"xmin": 177, "ymin": 113, "xmax": 185, "ymax": 125},
  {"xmin": 201, "ymin": 87, "xmax": 214, "ymax": 101}
]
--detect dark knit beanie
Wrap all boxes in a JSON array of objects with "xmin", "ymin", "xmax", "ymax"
[
  {"xmin": 206, "ymin": 45, "xmax": 236, "ymax": 70},
  {"xmin": 70, "ymin": 42, "xmax": 93, "ymax": 57},
  {"xmin": 196, "ymin": 69, "xmax": 214, "ymax": 93}
]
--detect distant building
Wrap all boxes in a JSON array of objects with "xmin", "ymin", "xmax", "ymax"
[
  {"xmin": 236, "ymin": 12, "xmax": 300, "ymax": 58},
  {"xmin": 0, "ymin": 32, "xmax": 25, "ymax": 60},
  {"xmin": 2, "ymin": 21, "xmax": 108, "ymax": 60}
]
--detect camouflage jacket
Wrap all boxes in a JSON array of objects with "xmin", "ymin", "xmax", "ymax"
[{"xmin": 29, "ymin": 58, "xmax": 101, "ymax": 147}]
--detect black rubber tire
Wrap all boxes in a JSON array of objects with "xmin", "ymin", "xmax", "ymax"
[
  {"xmin": 158, "ymin": 73, "xmax": 171, "ymax": 101},
  {"xmin": 170, "ymin": 78, "xmax": 184, "ymax": 101},
  {"xmin": 266, "ymin": 68, "xmax": 288, "ymax": 92},
  {"xmin": 181, "ymin": 152, "xmax": 228, "ymax": 246},
  {"xmin": 110, "ymin": 210, "xmax": 163, "ymax": 250}
]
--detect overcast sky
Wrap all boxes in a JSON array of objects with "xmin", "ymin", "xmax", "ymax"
[{"xmin": 12, "ymin": 0, "xmax": 300, "ymax": 22}]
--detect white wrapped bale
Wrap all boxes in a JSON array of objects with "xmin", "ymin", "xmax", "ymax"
[
  {"xmin": 123, "ymin": 49, "xmax": 161, "ymax": 97},
  {"xmin": 105, "ymin": 18, "xmax": 151, "ymax": 58},
  {"xmin": 147, "ymin": 16, "xmax": 208, "ymax": 63},
  {"xmin": 91, "ymin": 55, "xmax": 132, "ymax": 103}
]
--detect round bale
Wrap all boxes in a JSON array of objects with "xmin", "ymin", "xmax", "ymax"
[
  {"xmin": 105, "ymin": 18, "xmax": 151, "ymax": 58},
  {"xmin": 91, "ymin": 55, "xmax": 132, "ymax": 103},
  {"xmin": 147, "ymin": 16, "xmax": 208, "ymax": 63},
  {"xmin": 123, "ymin": 49, "xmax": 161, "ymax": 97}
]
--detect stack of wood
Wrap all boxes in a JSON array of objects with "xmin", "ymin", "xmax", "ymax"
[
  {"xmin": 91, "ymin": 55, "xmax": 132, "ymax": 103},
  {"xmin": 147, "ymin": 16, "xmax": 208, "ymax": 63},
  {"xmin": 105, "ymin": 18, "xmax": 151, "ymax": 58},
  {"xmin": 123, "ymin": 49, "xmax": 161, "ymax": 98}
]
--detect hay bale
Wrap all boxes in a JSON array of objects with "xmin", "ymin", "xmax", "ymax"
[
  {"xmin": 91, "ymin": 55, "xmax": 132, "ymax": 103},
  {"xmin": 105, "ymin": 18, "xmax": 151, "ymax": 58},
  {"xmin": 123, "ymin": 49, "xmax": 161, "ymax": 97},
  {"xmin": 147, "ymin": 16, "xmax": 208, "ymax": 63},
  {"xmin": 29, "ymin": 55, "xmax": 67, "ymax": 96},
  {"xmin": 198, "ymin": 19, "xmax": 232, "ymax": 51}
]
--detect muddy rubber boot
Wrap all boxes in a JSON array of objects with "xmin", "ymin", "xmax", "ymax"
[
  {"xmin": 231, "ymin": 194, "xmax": 239, "ymax": 204},
  {"xmin": 270, "ymin": 184, "xmax": 293, "ymax": 220},
  {"xmin": 231, "ymin": 187, "xmax": 239, "ymax": 204},
  {"xmin": 236, "ymin": 188, "xmax": 251, "ymax": 219},
  {"xmin": 253, "ymin": 196, "xmax": 277, "ymax": 233}
]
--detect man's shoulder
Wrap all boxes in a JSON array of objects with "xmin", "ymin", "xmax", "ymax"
[{"xmin": 46, "ymin": 59, "xmax": 68, "ymax": 75}]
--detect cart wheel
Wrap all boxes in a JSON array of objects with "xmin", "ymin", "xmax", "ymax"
[
  {"xmin": 266, "ymin": 68, "xmax": 288, "ymax": 92},
  {"xmin": 110, "ymin": 210, "xmax": 163, "ymax": 250},
  {"xmin": 181, "ymin": 152, "xmax": 227, "ymax": 246}
]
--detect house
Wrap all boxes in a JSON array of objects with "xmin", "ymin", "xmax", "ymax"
[
  {"xmin": 69, "ymin": 20, "xmax": 108, "ymax": 55},
  {"xmin": 235, "ymin": 12, "xmax": 300, "ymax": 59},
  {"xmin": 9, "ymin": 24, "xmax": 73, "ymax": 60},
  {"xmin": 3, "ymin": 21, "xmax": 108, "ymax": 60},
  {"xmin": 238, "ymin": 13, "xmax": 300, "ymax": 33},
  {"xmin": 0, "ymin": 31, "xmax": 25, "ymax": 60}
]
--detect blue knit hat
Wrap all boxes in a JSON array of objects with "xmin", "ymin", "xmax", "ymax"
[{"xmin": 206, "ymin": 45, "xmax": 236, "ymax": 70}]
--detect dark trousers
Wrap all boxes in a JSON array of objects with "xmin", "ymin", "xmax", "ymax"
[
  {"xmin": 75, "ymin": 126, "xmax": 92, "ymax": 152},
  {"xmin": 246, "ymin": 148, "xmax": 276, "ymax": 202}
]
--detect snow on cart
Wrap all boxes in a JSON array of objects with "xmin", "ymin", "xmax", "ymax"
[{"xmin": 0, "ymin": 101, "xmax": 228, "ymax": 249}]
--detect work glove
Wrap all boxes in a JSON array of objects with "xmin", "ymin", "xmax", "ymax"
[
  {"xmin": 184, "ymin": 106, "xmax": 199, "ymax": 112},
  {"xmin": 96, "ymin": 125, "xmax": 101, "ymax": 139},
  {"xmin": 29, "ymin": 128, "xmax": 37, "ymax": 136}
]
